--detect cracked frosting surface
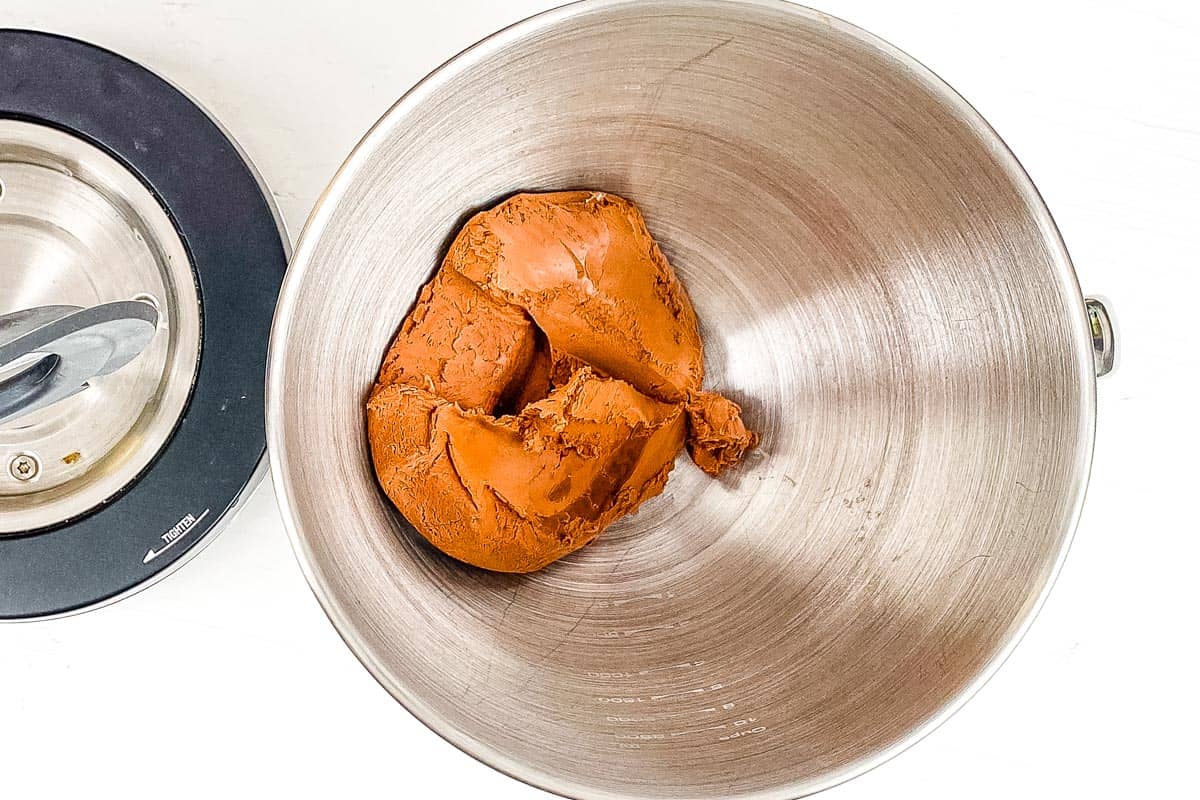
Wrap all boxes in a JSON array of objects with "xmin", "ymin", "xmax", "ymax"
[{"xmin": 367, "ymin": 191, "xmax": 757, "ymax": 572}]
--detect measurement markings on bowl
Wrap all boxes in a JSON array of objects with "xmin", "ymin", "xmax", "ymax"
[
  {"xmin": 648, "ymin": 682, "xmax": 725, "ymax": 701},
  {"xmin": 595, "ymin": 620, "xmax": 688, "ymax": 639},
  {"xmin": 592, "ymin": 689, "xmax": 728, "ymax": 704},
  {"xmin": 604, "ymin": 703, "xmax": 729, "ymax": 723},
  {"xmin": 718, "ymin": 721, "xmax": 769, "ymax": 742},
  {"xmin": 593, "ymin": 591, "xmax": 676, "ymax": 609},
  {"xmin": 578, "ymin": 591, "xmax": 771, "ymax": 746},
  {"xmin": 586, "ymin": 660, "xmax": 704, "ymax": 679},
  {"xmin": 603, "ymin": 701, "xmax": 771, "ymax": 748},
  {"xmin": 670, "ymin": 717, "xmax": 760, "ymax": 738},
  {"xmin": 609, "ymin": 708, "xmax": 771, "ymax": 746},
  {"xmin": 578, "ymin": 587, "xmax": 772, "ymax": 743},
  {"xmin": 585, "ymin": 658, "xmax": 768, "ymax": 746}
]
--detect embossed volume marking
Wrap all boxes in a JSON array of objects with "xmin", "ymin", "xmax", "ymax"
[
  {"xmin": 142, "ymin": 508, "xmax": 211, "ymax": 563},
  {"xmin": 586, "ymin": 660, "xmax": 705, "ymax": 679},
  {"xmin": 649, "ymin": 683, "xmax": 723, "ymax": 701}
]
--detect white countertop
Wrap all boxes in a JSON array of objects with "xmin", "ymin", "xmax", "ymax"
[{"xmin": 2, "ymin": 1, "xmax": 1195, "ymax": 797}]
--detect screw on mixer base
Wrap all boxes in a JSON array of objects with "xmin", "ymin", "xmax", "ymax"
[{"xmin": 9, "ymin": 453, "xmax": 40, "ymax": 482}]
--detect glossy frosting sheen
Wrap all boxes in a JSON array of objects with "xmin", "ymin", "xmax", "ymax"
[{"xmin": 367, "ymin": 192, "xmax": 756, "ymax": 572}]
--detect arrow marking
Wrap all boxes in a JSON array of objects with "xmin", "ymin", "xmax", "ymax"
[{"xmin": 143, "ymin": 508, "xmax": 210, "ymax": 564}]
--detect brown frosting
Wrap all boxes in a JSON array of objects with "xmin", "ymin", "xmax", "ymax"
[{"xmin": 367, "ymin": 191, "xmax": 756, "ymax": 572}]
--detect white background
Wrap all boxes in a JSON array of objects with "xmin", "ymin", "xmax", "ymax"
[{"xmin": 1, "ymin": 0, "xmax": 1196, "ymax": 797}]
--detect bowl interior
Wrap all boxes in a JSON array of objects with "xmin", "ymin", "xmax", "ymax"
[{"xmin": 269, "ymin": 2, "xmax": 1092, "ymax": 797}]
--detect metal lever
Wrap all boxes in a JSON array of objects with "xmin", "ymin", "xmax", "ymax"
[
  {"xmin": 0, "ymin": 300, "xmax": 160, "ymax": 425},
  {"xmin": 0, "ymin": 353, "xmax": 61, "ymax": 423}
]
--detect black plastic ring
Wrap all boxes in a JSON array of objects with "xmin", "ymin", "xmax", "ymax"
[{"xmin": 0, "ymin": 30, "xmax": 287, "ymax": 619}]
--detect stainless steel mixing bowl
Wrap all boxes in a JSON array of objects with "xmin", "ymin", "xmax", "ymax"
[{"xmin": 267, "ymin": 1, "xmax": 1103, "ymax": 797}]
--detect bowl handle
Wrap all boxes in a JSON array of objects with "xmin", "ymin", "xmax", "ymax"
[{"xmin": 1085, "ymin": 297, "xmax": 1117, "ymax": 377}]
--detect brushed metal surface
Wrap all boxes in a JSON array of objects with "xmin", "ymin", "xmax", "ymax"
[
  {"xmin": 0, "ymin": 120, "xmax": 200, "ymax": 533},
  {"xmin": 267, "ymin": 1, "xmax": 1096, "ymax": 797}
]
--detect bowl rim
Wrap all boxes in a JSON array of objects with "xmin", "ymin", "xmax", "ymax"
[{"xmin": 265, "ymin": 1, "xmax": 1097, "ymax": 797}]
